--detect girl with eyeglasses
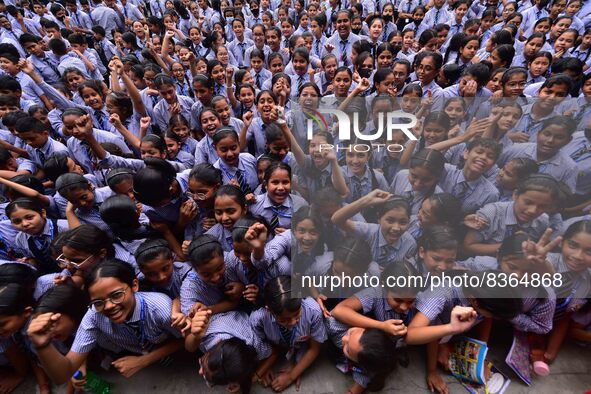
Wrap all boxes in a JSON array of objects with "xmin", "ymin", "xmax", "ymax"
[{"xmin": 27, "ymin": 259, "xmax": 184, "ymax": 384}]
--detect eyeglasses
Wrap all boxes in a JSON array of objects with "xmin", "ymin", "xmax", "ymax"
[
  {"xmin": 56, "ymin": 253, "xmax": 94, "ymax": 271},
  {"xmin": 88, "ymin": 287, "xmax": 128, "ymax": 312},
  {"xmin": 185, "ymin": 190, "xmax": 208, "ymax": 201}
]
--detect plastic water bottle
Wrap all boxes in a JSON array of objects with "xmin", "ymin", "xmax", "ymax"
[{"xmin": 72, "ymin": 370, "xmax": 111, "ymax": 394}]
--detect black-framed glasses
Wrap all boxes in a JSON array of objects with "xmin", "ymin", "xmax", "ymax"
[{"xmin": 88, "ymin": 286, "xmax": 128, "ymax": 312}]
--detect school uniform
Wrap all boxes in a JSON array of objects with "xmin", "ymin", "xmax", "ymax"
[
  {"xmin": 13, "ymin": 219, "xmax": 69, "ymax": 273},
  {"xmin": 0, "ymin": 220, "xmax": 21, "ymax": 261},
  {"xmin": 171, "ymin": 150, "xmax": 195, "ymax": 169},
  {"xmin": 90, "ymin": 4, "xmax": 124, "ymax": 40},
  {"xmin": 512, "ymin": 104, "xmax": 557, "ymax": 141},
  {"xmin": 547, "ymin": 253, "xmax": 591, "ymax": 316},
  {"xmin": 250, "ymin": 67, "xmax": 272, "ymax": 90},
  {"xmin": 438, "ymin": 163, "xmax": 499, "ymax": 214},
  {"xmin": 498, "ymin": 143, "xmax": 579, "ymax": 194},
  {"xmin": 245, "ymin": 117, "xmax": 272, "ymax": 157},
  {"xmin": 140, "ymin": 88, "xmax": 161, "ymax": 120},
  {"xmin": 562, "ymin": 130, "xmax": 591, "ymax": 196},
  {"xmin": 142, "ymin": 173, "xmax": 190, "ymax": 224},
  {"xmin": 67, "ymin": 130, "xmax": 132, "ymax": 186},
  {"xmin": 205, "ymin": 223, "xmax": 234, "ymax": 252},
  {"xmin": 520, "ymin": 7, "xmax": 548, "ymax": 33},
  {"xmin": 97, "ymin": 152, "xmax": 187, "ymax": 173},
  {"xmin": 341, "ymin": 165, "xmax": 389, "ymax": 204},
  {"xmin": 198, "ymin": 311, "xmax": 271, "ymax": 359},
  {"xmin": 71, "ymin": 292, "xmax": 181, "ymax": 355},
  {"xmin": 473, "ymin": 201, "xmax": 549, "ymax": 244},
  {"xmin": 416, "ymin": 286, "xmax": 483, "ymax": 333},
  {"xmin": 356, "ymin": 286, "xmax": 415, "ymax": 325},
  {"xmin": 194, "ymin": 135, "xmax": 219, "ymax": 165},
  {"xmin": 423, "ymin": 6, "xmax": 452, "ymax": 28},
  {"xmin": 511, "ymin": 287, "xmax": 556, "ymax": 335},
  {"xmin": 24, "ymin": 138, "xmax": 68, "ymax": 169},
  {"xmin": 250, "ymin": 297, "xmax": 327, "ymax": 361},
  {"xmin": 140, "ymin": 262, "xmax": 192, "ymax": 300},
  {"xmin": 74, "ymin": 186, "xmax": 113, "ymax": 232},
  {"xmin": 249, "ymin": 193, "xmax": 309, "ymax": 231},
  {"xmin": 213, "ymin": 153, "xmax": 259, "ymax": 194},
  {"xmin": 227, "ymin": 37, "xmax": 256, "ymax": 68},
  {"xmin": 296, "ymin": 156, "xmax": 336, "ymax": 197},
  {"xmin": 179, "ymin": 254, "xmax": 245, "ymax": 315},
  {"xmin": 324, "ymin": 317, "xmax": 373, "ymax": 388},
  {"xmin": 322, "ymin": 32, "xmax": 361, "ymax": 68},
  {"xmin": 390, "ymin": 169, "xmax": 444, "ymax": 215},
  {"xmin": 456, "ymin": 255, "xmax": 499, "ymax": 271},
  {"xmin": 351, "ymin": 221, "xmax": 416, "ymax": 268},
  {"xmin": 153, "ymin": 95, "xmax": 195, "ymax": 134},
  {"xmin": 28, "ymin": 52, "xmax": 61, "ymax": 85}
]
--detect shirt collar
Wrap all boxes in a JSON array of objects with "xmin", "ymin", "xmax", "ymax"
[{"xmin": 126, "ymin": 295, "xmax": 142, "ymax": 323}]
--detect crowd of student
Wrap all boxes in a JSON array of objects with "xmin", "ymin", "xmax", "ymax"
[{"xmin": 0, "ymin": 0, "xmax": 589, "ymax": 392}]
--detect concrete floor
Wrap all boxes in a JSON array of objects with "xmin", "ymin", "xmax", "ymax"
[{"xmin": 12, "ymin": 335, "xmax": 591, "ymax": 393}]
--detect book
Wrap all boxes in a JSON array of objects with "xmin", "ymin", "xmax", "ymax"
[
  {"xmin": 449, "ymin": 337, "xmax": 489, "ymax": 385},
  {"xmin": 505, "ymin": 331, "xmax": 532, "ymax": 386},
  {"xmin": 449, "ymin": 336, "xmax": 511, "ymax": 394}
]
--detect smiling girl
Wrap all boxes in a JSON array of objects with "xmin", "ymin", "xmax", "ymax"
[
  {"xmin": 27, "ymin": 260, "xmax": 184, "ymax": 383},
  {"xmin": 332, "ymin": 189, "xmax": 416, "ymax": 268}
]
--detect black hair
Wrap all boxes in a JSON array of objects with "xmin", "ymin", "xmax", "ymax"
[
  {"xmin": 498, "ymin": 232, "xmax": 530, "ymax": 260},
  {"xmin": 0, "ymin": 283, "xmax": 34, "ymax": 316},
  {"xmin": 85, "ymin": 259, "xmax": 137, "ymax": 288},
  {"xmin": 55, "ymin": 173, "xmax": 90, "ymax": 198},
  {"xmin": 382, "ymin": 260, "xmax": 423, "ymax": 297},
  {"xmin": 409, "ymin": 149, "xmax": 446, "ymax": 178},
  {"xmin": 106, "ymin": 168, "xmax": 135, "ymax": 191},
  {"xmin": 135, "ymin": 238, "xmax": 173, "ymax": 267},
  {"xmin": 0, "ymin": 263, "xmax": 37, "ymax": 288},
  {"xmin": 540, "ymin": 115, "xmax": 577, "ymax": 136},
  {"xmin": 418, "ymin": 225, "xmax": 458, "ymax": 252},
  {"xmin": 15, "ymin": 116, "xmax": 47, "ymax": 135},
  {"xmin": 8, "ymin": 174, "xmax": 45, "ymax": 196},
  {"xmin": 99, "ymin": 194, "xmax": 148, "ymax": 239},
  {"xmin": 377, "ymin": 197, "xmax": 410, "ymax": 220},
  {"xmin": 212, "ymin": 126, "xmax": 240, "ymax": 146},
  {"xmin": 60, "ymin": 224, "xmax": 115, "ymax": 258},
  {"xmin": 263, "ymin": 275, "xmax": 301, "ymax": 315},
  {"xmin": 426, "ymin": 193, "xmax": 463, "ymax": 226},
  {"xmin": 215, "ymin": 184, "xmax": 247, "ymax": 208},
  {"xmin": 36, "ymin": 284, "xmax": 88, "ymax": 323},
  {"xmin": 43, "ymin": 152, "xmax": 71, "ymax": 183},
  {"xmin": 515, "ymin": 174, "xmax": 561, "ymax": 202},
  {"xmin": 357, "ymin": 329, "xmax": 399, "ymax": 390},
  {"xmin": 133, "ymin": 158, "xmax": 177, "ymax": 206},
  {"xmin": 263, "ymin": 161, "xmax": 291, "ymax": 184},
  {"xmin": 466, "ymin": 137, "xmax": 503, "ymax": 159},
  {"xmin": 506, "ymin": 157, "xmax": 539, "ymax": 179},
  {"xmin": 205, "ymin": 337, "xmax": 258, "ymax": 393},
  {"xmin": 563, "ymin": 220, "xmax": 591, "ymax": 241},
  {"xmin": 187, "ymin": 234, "xmax": 224, "ymax": 268},
  {"xmin": 333, "ymin": 237, "xmax": 372, "ymax": 275},
  {"xmin": 462, "ymin": 270, "xmax": 522, "ymax": 320},
  {"xmin": 6, "ymin": 197, "xmax": 45, "ymax": 218},
  {"xmin": 189, "ymin": 163, "xmax": 223, "ymax": 186}
]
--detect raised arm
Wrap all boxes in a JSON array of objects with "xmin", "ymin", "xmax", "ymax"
[{"xmin": 331, "ymin": 189, "xmax": 392, "ymax": 234}]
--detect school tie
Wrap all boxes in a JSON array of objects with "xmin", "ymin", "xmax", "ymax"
[
  {"xmin": 434, "ymin": 9, "xmax": 440, "ymax": 25},
  {"xmin": 340, "ymin": 40, "xmax": 348, "ymax": 66},
  {"xmin": 569, "ymin": 142, "xmax": 591, "ymax": 162},
  {"xmin": 573, "ymin": 103, "xmax": 591, "ymax": 126},
  {"xmin": 279, "ymin": 325, "xmax": 294, "ymax": 345},
  {"xmin": 239, "ymin": 42, "xmax": 246, "ymax": 63},
  {"xmin": 452, "ymin": 181, "xmax": 469, "ymax": 200},
  {"xmin": 36, "ymin": 148, "xmax": 46, "ymax": 164},
  {"xmin": 123, "ymin": 5, "xmax": 128, "ymax": 18},
  {"xmin": 269, "ymin": 205, "xmax": 282, "ymax": 232},
  {"xmin": 378, "ymin": 244, "xmax": 394, "ymax": 266},
  {"xmin": 297, "ymin": 75, "xmax": 305, "ymax": 94},
  {"xmin": 236, "ymin": 169, "xmax": 252, "ymax": 194},
  {"xmin": 407, "ymin": 1, "xmax": 411, "ymax": 12},
  {"xmin": 81, "ymin": 141, "xmax": 97, "ymax": 170},
  {"xmin": 283, "ymin": 38, "xmax": 289, "ymax": 48},
  {"xmin": 27, "ymin": 234, "xmax": 57, "ymax": 274},
  {"xmin": 382, "ymin": 26, "xmax": 388, "ymax": 41},
  {"xmin": 256, "ymin": 73, "xmax": 262, "ymax": 89},
  {"xmin": 150, "ymin": 94, "xmax": 159, "ymax": 107},
  {"xmin": 315, "ymin": 39, "xmax": 320, "ymax": 56},
  {"xmin": 505, "ymin": 224, "xmax": 521, "ymax": 237},
  {"xmin": 536, "ymin": 9, "xmax": 541, "ymax": 19},
  {"xmin": 42, "ymin": 57, "xmax": 60, "ymax": 76},
  {"xmin": 94, "ymin": 109, "xmax": 106, "ymax": 129},
  {"xmin": 350, "ymin": 177, "xmax": 363, "ymax": 201}
]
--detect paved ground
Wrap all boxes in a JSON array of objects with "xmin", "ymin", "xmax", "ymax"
[{"xmin": 13, "ymin": 331, "xmax": 591, "ymax": 394}]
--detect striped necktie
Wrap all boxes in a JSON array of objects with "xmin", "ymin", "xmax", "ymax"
[{"xmin": 236, "ymin": 169, "xmax": 251, "ymax": 194}]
